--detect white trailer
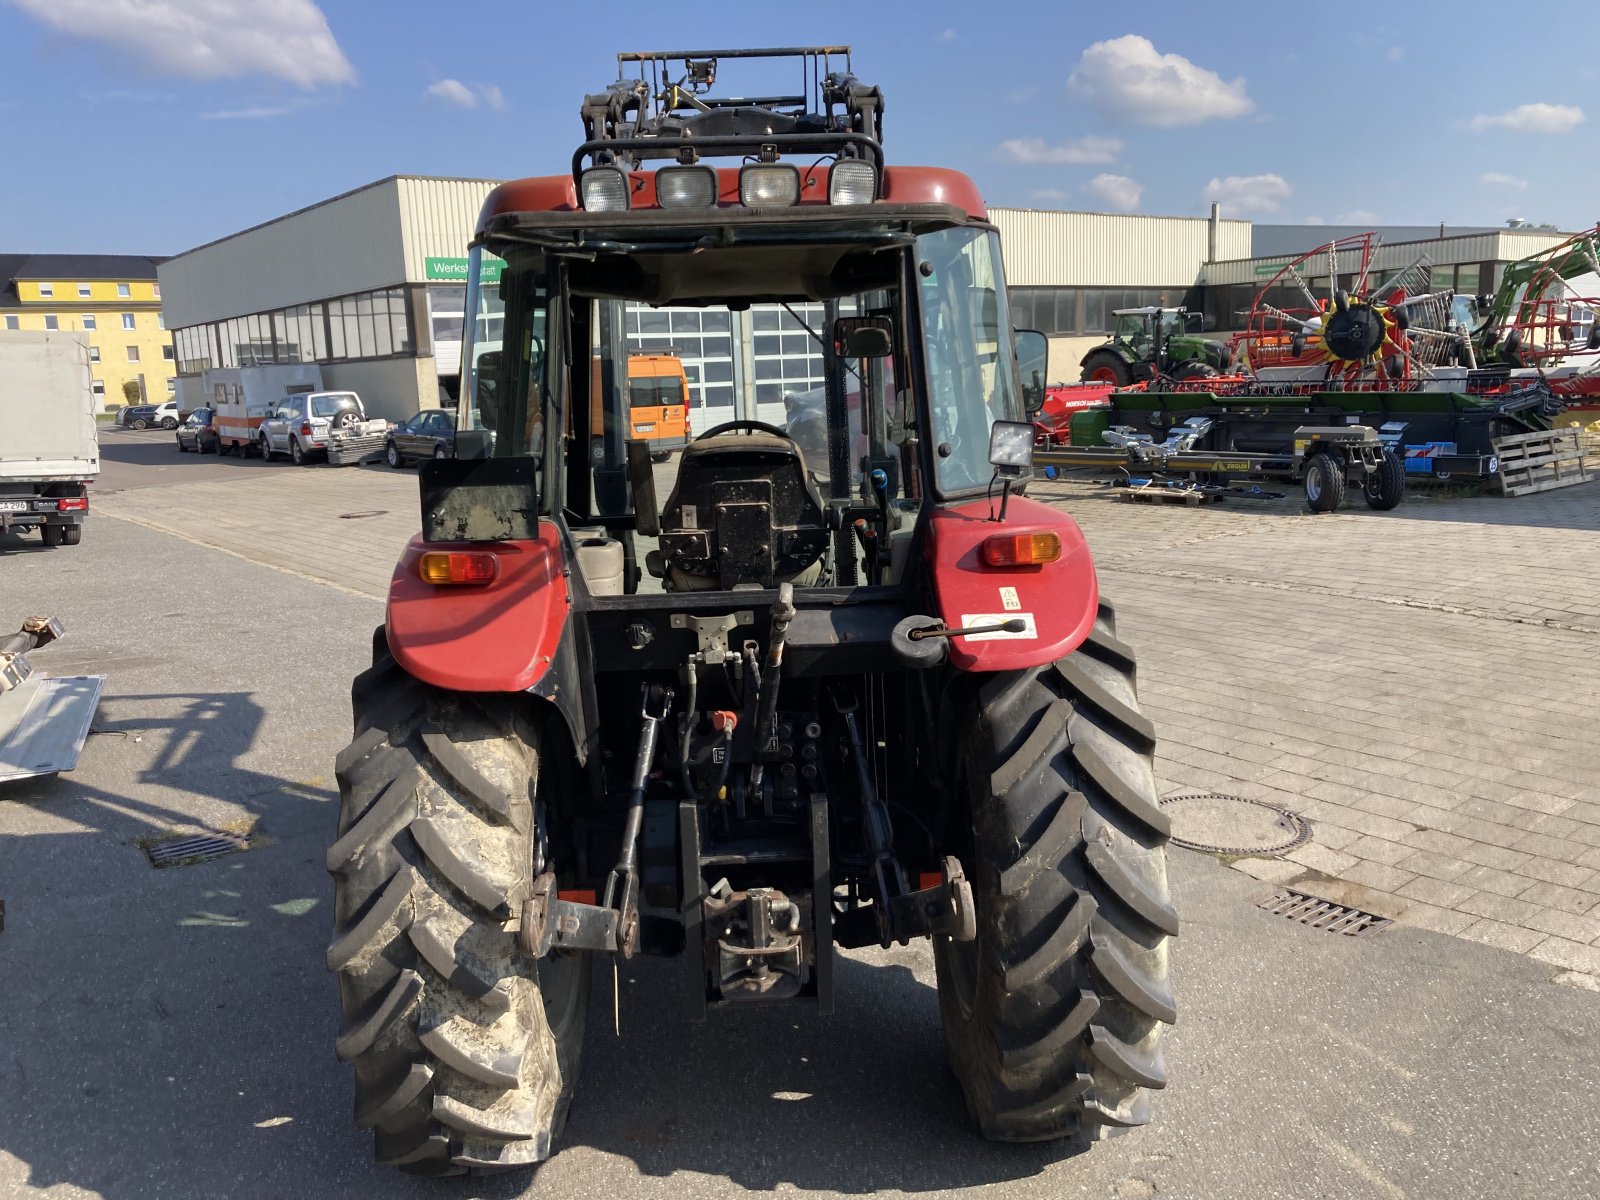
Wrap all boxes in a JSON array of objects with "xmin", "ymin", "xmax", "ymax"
[
  {"xmin": 203, "ymin": 364, "xmax": 324, "ymax": 455},
  {"xmin": 0, "ymin": 331, "xmax": 97, "ymax": 547}
]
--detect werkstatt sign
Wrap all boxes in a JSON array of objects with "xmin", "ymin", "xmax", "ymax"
[{"xmin": 424, "ymin": 256, "xmax": 504, "ymax": 283}]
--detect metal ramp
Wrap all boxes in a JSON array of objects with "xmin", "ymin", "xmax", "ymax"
[{"xmin": 0, "ymin": 674, "xmax": 104, "ymax": 782}]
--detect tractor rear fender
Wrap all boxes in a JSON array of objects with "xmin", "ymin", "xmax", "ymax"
[
  {"xmin": 922, "ymin": 495, "xmax": 1098, "ymax": 673},
  {"xmin": 383, "ymin": 526, "xmax": 592, "ymax": 762}
]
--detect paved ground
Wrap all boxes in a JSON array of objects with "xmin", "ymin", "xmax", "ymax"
[{"xmin": 2, "ymin": 454, "xmax": 1599, "ymax": 1197}]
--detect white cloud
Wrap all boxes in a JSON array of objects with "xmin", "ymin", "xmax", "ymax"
[
  {"xmin": 425, "ymin": 78, "xmax": 505, "ymax": 110},
  {"xmin": 996, "ymin": 135, "xmax": 1122, "ymax": 165},
  {"xmin": 1481, "ymin": 172, "xmax": 1528, "ymax": 189},
  {"xmin": 1467, "ymin": 103, "xmax": 1584, "ymax": 134},
  {"xmin": 1386, "ymin": 47, "xmax": 1405, "ymax": 62},
  {"xmin": 201, "ymin": 105, "xmax": 293, "ymax": 120},
  {"xmin": 1083, "ymin": 174, "xmax": 1142, "ymax": 212},
  {"xmin": 1335, "ymin": 209, "xmax": 1380, "ymax": 224},
  {"xmin": 11, "ymin": 0, "xmax": 354, "ymax": 88},
  {"xmin": 1068, "ymin": 35, "xmax": 1252, "ymax": 127},
  {"xmin": 1202, "ymin": 173, "xmax": 1291, "ymax": 215},
  {"xmin": 937, "ymin": 29, "xmax": 958, "ymax": 43}
]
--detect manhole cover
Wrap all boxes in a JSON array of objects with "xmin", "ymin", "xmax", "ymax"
[
  {"xmin": 1259, "ymin": 888, "xmax": 1393, "ymax": 937},
  {"xmin": 1158, "ymin": 792, "xmax": 1311, "ymax": 857},
  {"xmin": 144, "ymin": 832, "xmax": 250, "ymax": 868},
  {"xmin": 337, "ymin": 510, "xmax": 388, "ymax": 520}
]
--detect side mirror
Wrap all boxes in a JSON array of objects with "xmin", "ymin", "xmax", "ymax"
[
  {"xmin": 988, "ymin": 419, "xmax": 1035, "ymax": 479},
  {"xmin": 1014, "ymin": 329, "xmax": 1048, "ymax": 413},
  {"xmin": 833, "ymin": 316, "xmax": 894, "ymax": 359}
]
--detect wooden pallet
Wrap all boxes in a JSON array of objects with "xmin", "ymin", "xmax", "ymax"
[
  {"xmin": 1493, "ymin": 428, "xmax": 1591, "ymax": 497},
  {"xmin": 1116, "ymin": 484, "xmax": 1224, "ymax": 507}
]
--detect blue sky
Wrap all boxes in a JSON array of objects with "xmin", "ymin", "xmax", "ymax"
[{"xmin": 1, "ymin": 0, "xmax": 1592, "ymax": 254}]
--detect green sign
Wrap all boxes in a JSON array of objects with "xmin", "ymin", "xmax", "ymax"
[
  {"xmin": 1252, "ymin": 260, "xmax": 1290, "ymax": 276},
  {"xmin": 424, "ymin": 256, "xmax": 503, "ymax": 283}
]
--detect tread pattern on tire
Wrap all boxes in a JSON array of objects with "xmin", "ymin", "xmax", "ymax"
[
  {"xmin": 1364, "ymin": 450, "xmax": 1405, "ymax": 511},
  {"xmin": 937, "ymin": 599, "xmax": 1176, "ymax": 1144},
  {"xmin": 328, "ymin": 649, "xmax": 588, "ymax": 1175}
]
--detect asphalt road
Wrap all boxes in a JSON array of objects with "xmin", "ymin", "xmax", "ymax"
[
  {"xmin": 95, "ymin": 425, "xmax": 402, "ymax": 494},
  {"xmin": 1, "ymin": 466, "xmax": 1597, "ymax": 1199}
]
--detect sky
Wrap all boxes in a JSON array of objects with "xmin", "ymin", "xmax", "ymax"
[{"xmin": 1, "ymin": 0, "xmax": 1594, "ymax": 255}]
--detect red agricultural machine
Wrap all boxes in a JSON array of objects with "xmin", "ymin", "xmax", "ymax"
[{"xmin": 325, "ymin": 48, "xmax": 1175, "ymax": 1175}]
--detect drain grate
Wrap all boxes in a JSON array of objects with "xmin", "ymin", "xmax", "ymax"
[
  {"xmin": 1259, "ymin": 888, "xmax": 1393, "ymax": 937},
  {"xmin": 144, "ymin": 832, "xmax": 250, "ymax": 868}
]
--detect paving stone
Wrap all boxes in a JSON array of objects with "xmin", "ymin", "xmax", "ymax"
[
  {"xmin": 1525, "ymin": 908, "xmax": 1600, "ymax": 945},
  {"xmin": 1230, "ymin": 857, "xmax": 1305, "ymax": 884},
  {"xmin": 1459, "ymin": 919, "xmax": 1546, "ymax": 954},
  {"xmin": 1553, "ymin": 970, "xmax": 1600, "ymax": 992},
  {"xmin": 1307, "ymin": 822, "xmax": 1359, "ymax": 851},
  {"xmin": 1405, "ymin": 803, "xmax": 1470, "ymax": 833},
  {"xmin": 1513, "ymin": 880, "xmax": 1600, "ymax": 917},
  {"xmin": 1341, "ymin": 835, "xmax": 1415, "ymax": 866},
  {"xmin": 1458, "ymin": 891, "xmax": 1542, "ymax": 926},
  {"xmin": 1337, "ymin": 860, "xmax": 1418, "ymax": 893},
  {"xmin": 1394, "ymin": 901, "xmax": 1478, "ymax": 936},
  {"xmin": 1457, "ymin": 842, "xmax": 1534, "ymax": 873},
  {"xmin": 1402, "ymin": 828, "xmax": 1478, "ymax": 859},
  {"xmin": 1391, "ymin": 850, "xmax": 1474, "ymax": 883},
  {"xmin": 1340, "ymin": 810, "xmax": 1420, "ymax": 843},
  {"xmin": 1516, "ymin": 858, "xmax": 1598, "ymax": 889},
  {"xmin": 1511, "ymin": 832, "xmax": 1589, "ymax": 864},
  {"xmin": 1396, "ymin": 876, "xmax": 1477, "ymax": 908},
  {"xmin": 1285, "ymin": 842, "xmax": 1356, "ymax": 876},
  {"xmin": 1456, "ymin": 864, "xmax": 1537, "ymax": 899},
  {"xmin": 1529, "ymin": 937, "xmax": 1600, "ymax": 975}
]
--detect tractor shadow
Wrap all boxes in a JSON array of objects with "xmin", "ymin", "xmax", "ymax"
[{"xmin": 560, "ymin": 952, "xmax": 1090, "ymax": 1194}]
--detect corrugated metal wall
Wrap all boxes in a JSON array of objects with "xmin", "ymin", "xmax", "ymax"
[
  {"xmin": 396, "ymin": 178, "xmax": 504, "ymax": 278},
  {"xmin": 159, "ymin": 179, "xmax": 407, "ymax": 327},
  {"xmin": 990, "ymin": 208, "xmax": 1251, "ymax": 287},
  {"xmin": 1202, "ymin": 231, "xmax": 1574, "ymax": 286}
]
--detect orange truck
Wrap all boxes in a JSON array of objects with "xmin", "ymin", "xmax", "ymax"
[{"xmin": 626, "ymin": 354, "xmax": 690, "ymax": 459}]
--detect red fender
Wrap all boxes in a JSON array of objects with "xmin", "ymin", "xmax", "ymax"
[
  {"xmin": 923, "ymin": 495, "xmax": 1099, "ymax": 673},
  {"xmin": 386, "ymin": 525, "xmax": 571, "ymax": 692}
]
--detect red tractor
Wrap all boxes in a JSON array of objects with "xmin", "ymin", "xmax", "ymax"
[{"xmin": 326, "ymin": 47, "xmax": 1176, "ymax": 1175}]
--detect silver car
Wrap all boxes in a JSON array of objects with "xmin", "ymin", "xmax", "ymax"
[{"xmin": 259, "ymin": 391, "xmax": 364, "ymax": 465}]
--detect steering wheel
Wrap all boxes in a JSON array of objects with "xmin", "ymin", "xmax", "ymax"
[{"xmin": 694, "ymin": 419, "xmax": 792, "ymax": 441}]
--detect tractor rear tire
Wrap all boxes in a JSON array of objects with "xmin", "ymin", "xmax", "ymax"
[
  {"xmin": 1080, "ymin": 351, "xmax": 1134, "ymax": 387},
  {"xmin": 328, "ymin": 649, "xmax": 591, "ymax": 1175},
  {"xmin": 1363, "ymin": 451, "xmax": 1405, "ymax": 511},
  {"xmin": 935, "ymin": 601, "xmax": 1176, "ymax": 1144},
  {"xmin": 1304, "ymin": 452, "xmax": 1347, "ymax": 513},
  {"xmin": 1169, "ymin": 361, "xmax": 1218, "ymax": 383}
]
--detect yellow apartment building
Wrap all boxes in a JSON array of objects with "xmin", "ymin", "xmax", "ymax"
[{"xmin": 0, "ymin": 253, "xmax": 175, "ymax": 410}]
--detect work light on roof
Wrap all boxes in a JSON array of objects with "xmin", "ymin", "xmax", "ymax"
[
  {"xmin": 580, "ymin": 165, "xmax": 631, "ymax": 212},
  {"xmin": 739, "ymin": 164, "xmax": 800, "ymax": 209},
  {"xmin": 656, "ymin": 165, "xmax": 718, "ymax": 209},
  {"xmin": 829, "ymin": 159, "xmax": 877, "ymax": 205}
]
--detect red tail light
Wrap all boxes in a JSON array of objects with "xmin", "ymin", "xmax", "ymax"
[
  {"xmin": 418, "ymin": 550, "xmax": 498, "ymax": 585},
  {"xmin": 300, "ymin": 422, "xmax": 313, "ymax": 437},
  {"xmin": 56, "ymin": 497, "xmax": 88, "ymax": 512},
  {"xmin": 981, "ymin": 531, "xmax": 1063, "ymax": 567}
]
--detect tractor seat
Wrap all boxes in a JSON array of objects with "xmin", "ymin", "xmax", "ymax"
[{"xmin": 652, "ymin": 432, "xmax": 829, "ymax": 590}]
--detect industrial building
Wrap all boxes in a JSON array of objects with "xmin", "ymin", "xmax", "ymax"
[
  {"xmin": 0, "ymin": 254, "xmax": 174, "ymax": 409},
  {"xmin": 159, "ymin": 176, "xmax": 1577, "ymax": 417}
]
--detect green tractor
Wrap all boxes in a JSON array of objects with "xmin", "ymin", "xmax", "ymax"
[{"xmin": 1080, "ymin": 307, "xmax": 1231, "ymax": 385}]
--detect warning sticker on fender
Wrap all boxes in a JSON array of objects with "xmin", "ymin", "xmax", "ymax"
[
  {"xmin": 959, "ymin": 613, "xmax": 1038, "ymax": 641},
  {"xmin": 999, "ymin": 586, "xmax": 1021, "ymax": 611}
]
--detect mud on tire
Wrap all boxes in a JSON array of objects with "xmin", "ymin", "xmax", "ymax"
[
  {"xmin": 935, "ymin": 600, "xmax": 1177, "ymax": 1143},
  {"xmin": 328, "ymin": 646, "xmax": 590, "ymax": 1175}
]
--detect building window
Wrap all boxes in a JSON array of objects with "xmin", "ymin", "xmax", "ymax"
[
  {"xmin": 162, "ymin": 345, "xmax": 174, "ymax": 361},
  {"xmin": 117, "ymin": 283, "xmax": 131, "ymax": 298},
  {"xmin": 77, "ymin": 283, "xmax": 91, "ymax": 298},
  {"xmin": 2, "ymin": 316, "xmax": 16, "ymax": 330},
  {"xmin": 166, "ymin": 378, "xmax": 177, "ymax": 393},
  {"xmin": 89, "ymin": 345, "xmax": 100, "ymax": 362},
  {"xmin": 127, "ymin": 345, "xmax": 140, "ymax": 362},
  {"xmin": 82, "ymin": 314, "xmax": 96, "ymax": 331},
  {"xmin": 44, "ymin": 314, "xmax": 59, "ymax": 331},
  {"xmin": 91, "ymin": 380, "xmax": 105, "ymax": 397},
  {"xmin": 153, "ymin": 283, "xmax": 161, "ymax": 298},
  {"xmin": 38, "ymin": 282, "xmax": 53, "ymax": 298},
  {"xmin": 122, "ymin": 313, "xmax": 136, "ymax": 330},
  {"xmin": 157, "ymin": 313, "xmax": 166, "ymax": 330}
]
